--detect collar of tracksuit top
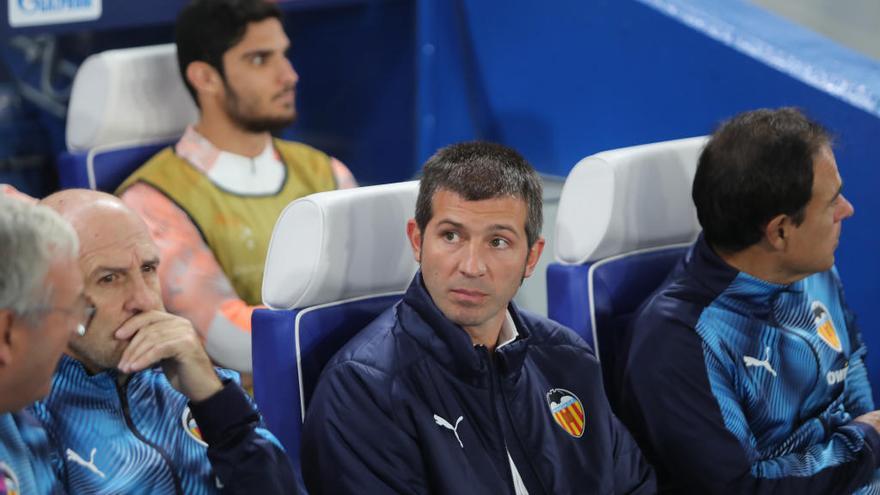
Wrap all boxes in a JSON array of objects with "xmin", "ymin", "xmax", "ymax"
[
  {"xmin": 399, "ymin": 274, "xmax": 531, "ymax": 386},
  {"xmin": 686, "ymin": 233, "xmax": 804, "ymax": 307}
]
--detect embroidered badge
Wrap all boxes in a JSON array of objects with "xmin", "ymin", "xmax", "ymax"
[
  {"xmin": 0, "ymin": 461, "xmax": 20, "ymax": 495},
  {"xmin": 546, "ymin": 388, "xmax": 585, "ymax": 438},
  {"xmin": 812, "ymin": 301, "xmax": 842, "ymax": 352},
  {"xmin": 181, "ymin": 407, "xmax": 208, "ymax": 447}
]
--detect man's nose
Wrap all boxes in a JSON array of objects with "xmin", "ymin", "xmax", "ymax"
[
  {"xmin": 839, "ymin": 194, "xmax": 855, "ymax": 221},
  {"xmin": 280, "ymin": 57, "xmax": 298, "ymax": 86},
  {"xmin": 458, "ymin": 244, "xmax": 486, "ymax": 277},
  {"xmin": 124, "ymin": 274, "xmax": 160, "ymax": 313}
]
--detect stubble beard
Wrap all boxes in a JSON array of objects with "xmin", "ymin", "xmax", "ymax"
[{"xmin": 224, "ymin": 82, "xmax": 296, "ymax": 134}]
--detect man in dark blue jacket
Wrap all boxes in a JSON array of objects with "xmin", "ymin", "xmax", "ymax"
[
  {"xmin": 620, "ymin": 108, "xmax": 880, "ymax": 494},
  {"xmin": 302, "ymin": 141, "xmax": 656, "ymax": 494}
]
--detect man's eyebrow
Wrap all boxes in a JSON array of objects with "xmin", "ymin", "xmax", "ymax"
[
  {"xmin": 240, "ymin": 49, "xmax": 273, "ymax": 59},
  {"xmin": 487, "ymin": 224, "xmax": 520, "ymax": 237},
  {"xmin": 435, "ymin": 220, "xmax": 520, "ymax": 237},
  {"xmin": 90, "ymin": 257, "xmax": 160, "ymax": 277},
  {"xmin": 89, "ymin": 266, "xmax": 127, "ymax": 278},
  {"xmin": 436, "ymin": 219, "xmax": 464, "ymax": 229}
]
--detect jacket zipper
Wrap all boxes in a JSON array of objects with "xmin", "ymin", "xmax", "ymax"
[
  {"xmin": 494, "ymin": 350, "xmax": 550, "ymax": 495},
  {"xmin": 116, "ymin": 381, "xmax": 184, "ymax": 495},
  {"xmin": 769, "ymin": 293, "xmax": 824, "ymax": 390},
  {"xmin": 479, "ymin": 345, "xmax": 519, "ymax": 493}
]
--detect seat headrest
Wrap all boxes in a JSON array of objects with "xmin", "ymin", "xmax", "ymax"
[
  {"xmin": 66, "ymin": 44, "xmax": 198, "ymax": 152},
  {"xmin": 262, "ymin": 181, "xmax": 420, "ymax": 310},
  {"xmin": 555, "ymin": 136, "xmax": 708, "ymax": 265}
]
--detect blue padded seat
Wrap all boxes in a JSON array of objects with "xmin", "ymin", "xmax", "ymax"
[
  {"xmin": 57, "ymin": 141, "xmax": 172, "ymax": 191},
  {"xmin": 252, "ymin": 293, "xmax": 401, "ymax": 467},
  {"xmin": 61, "ymin": 44, "xmax": 196, "ymax": 191},
  {"xmin": 252, "ymin": 181, "xmax": 419, "ymax": 489},
  {"xmin": 548, "ymin": 137, "xmax": 706, "ymax": 408}
]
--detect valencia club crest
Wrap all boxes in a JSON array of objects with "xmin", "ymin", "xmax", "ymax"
[
  {"xmin": 546, "ymin": 388, "xmax": 585, "ymax": 438},
  {"xmin": 181, "ymin": 407, "xmax": 208, "ymax": 447},
  {"xmin": 812, "ymin": 301, "xmax": 842, "ymax": 352},
  {"xmin": 0, "ymin": 462, "xmax": 19, "ymax": 495}
]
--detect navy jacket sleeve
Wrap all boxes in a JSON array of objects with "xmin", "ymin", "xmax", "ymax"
[
  {"xmin": 189, "ymin": 379, "xmax": 297, "ymax": 494},
  {"xmin": 609, "ymin": 413, "xmax": 657, "ymax": 494},
  {"xmin": 621, "ymin": 308, "xmax": 880, "ymax": 495},
  {"xmin": 301, "ymin": 361, "xmax": 428, "ymax": 494}
]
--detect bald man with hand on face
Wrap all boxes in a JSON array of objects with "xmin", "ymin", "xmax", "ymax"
[{"xmin": 32, "ymin": 190, "xmax": 296, "ymax": 495}]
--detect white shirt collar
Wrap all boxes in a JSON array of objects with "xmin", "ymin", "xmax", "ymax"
[
  {"xmin": 495, "ymin": 311, "xmax": 519, "ymax": 350},
  {"xmin": 175, "ymin": 126, "xmax": 284, "ymax": 195}
]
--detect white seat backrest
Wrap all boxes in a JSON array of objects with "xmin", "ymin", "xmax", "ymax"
[
  {"xmin": 555, "ymin": 136, "xmax": 708, "ymax": 265},
  {"xmin": 262, "ymin": 181, "xmax": 420, "ymax": 310},
  {"xmin": 67, "ymin": 44, "xmax": 198, "ymax": 152}
]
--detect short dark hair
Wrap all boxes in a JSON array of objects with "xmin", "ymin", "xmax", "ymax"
[
  {"xmin": 175, "ymin": 0, "xmax": 282, "ymax": 105},
  {"xmin": 415, "ymin": 141, "xmax": 543, "ymax": 248},
  {"xmin": 693, "ymin": 107, "xmax": 831, "ymax": 253}
]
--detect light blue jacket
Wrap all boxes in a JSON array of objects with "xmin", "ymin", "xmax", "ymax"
[
  {"xmin": 0, "ymin": 410, "xmax": 63, "ymax": 494},
  {"xmin": 32, "ymin": 355, "xmax": 296, "ymax": 494}
]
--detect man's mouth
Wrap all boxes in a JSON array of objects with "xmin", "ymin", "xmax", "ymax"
[
  {"xmin": 273, "ymin": 88, "xmax": 295, "ymax": 102},
  {"xmin": 450, "ymin": 288, "xmax": 488, "ymax": 304}
]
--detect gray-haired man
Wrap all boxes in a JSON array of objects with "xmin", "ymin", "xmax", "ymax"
[{"xmin": 0, "ymin": 196, "xmax": 85, "ymax": 494}]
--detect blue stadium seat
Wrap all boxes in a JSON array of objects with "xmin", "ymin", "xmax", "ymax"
[
  {"xmin": 547, "ymin": 137, "xmax": 706, "ymax": 406},
  {"xmin": 60, "ymin": 44, "xmax": 197, "ymax": 190},
  {"xmin": 252, "ymin": 181, "xmax": 419, "ymax": 489}
]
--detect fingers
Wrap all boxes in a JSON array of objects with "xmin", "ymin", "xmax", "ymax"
[
  {"xmin": 852, "ymin": 411, "xmax": 880, "ymax": 434},
  {"xmin": 116, "ymin": 311, "xmax": 200, "ymax": 373},
  {"xmin": 115, "ymin": 310, "xmax": 173, "ymax": 340},
  {"xmin": 112, "ymin": 310, "xmax": 221, "ymax": 401},
  {"xmin": 119, "ymin": 328, "xmax": 193, "ymax": 373}
]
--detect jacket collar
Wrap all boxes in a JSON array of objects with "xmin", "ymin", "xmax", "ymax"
[
  {"xmin": 399, "ymin": 273, "xmax": 531, "ymax": 380},
  {"xmin": 55, "ymin": 354, "xmax": 151, "ymax": 392},
  {"xmin": 687, "ymin": 234, "xmax": 804, "ymax": 307}
]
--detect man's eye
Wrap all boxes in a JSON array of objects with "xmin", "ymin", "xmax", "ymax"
[
  {"xmin": 443, "ymin": 231, "xmax": 459, "ymax": 242},
  {"xmin": 252, "ymin": 55, "xmax": 265, "ymax": 65},
  {"xmin": 490, "ymin": 238, "xmax": 510, "ymax": 248},
  {"xmin": 142, "ymin": 264, "xmax": 156, "ymax": 273},
  {"xmin": 98, "ymin": 274, "xmax": 117, "ymax": 284}
]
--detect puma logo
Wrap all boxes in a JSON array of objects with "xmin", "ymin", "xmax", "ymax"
[
  {"xmin": 743, "ymin": 347, "xmax": 777, "ymax": 377},
  {"xmin": 433, "ymin": 414, "xmax": 464, "ymax": 449},
  {"xmin": 66, "ymin": 447, "xmax": 105, "ymax": 478}
]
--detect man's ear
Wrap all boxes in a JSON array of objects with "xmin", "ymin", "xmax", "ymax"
[
  {"xmin": 0, "ymin": 310, "xmax": 15, "ymax": 368},
  {"xmin": 185, "ymin": 61, "xmax": 223, "ymax": 98},
  {"xmin": 764, "ymin": 214, "xmax": 788, "ymax": 251},
  {"xmin": 406, "ymin": 219, "xmax": 422, "ymax": 263},
  {"xmin": 523, "ymin": 236, "xmax": 546, "ymax": 279}
]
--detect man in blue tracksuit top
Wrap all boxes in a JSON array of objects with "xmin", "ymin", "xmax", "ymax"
[
  {"xmin": 31, "ymin": 190, "xmax": 297, "ymax": 494},
  {"xmin": 0, "ymin": 197, "xmax": 82, "ymax": 494},
  {"xmin": 620, "ymin": 108, "xmax": 880, "ymax": 494},
  {"xmin": 302, "ymin": 141, "xmax": 656, "ymax": 494}
]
